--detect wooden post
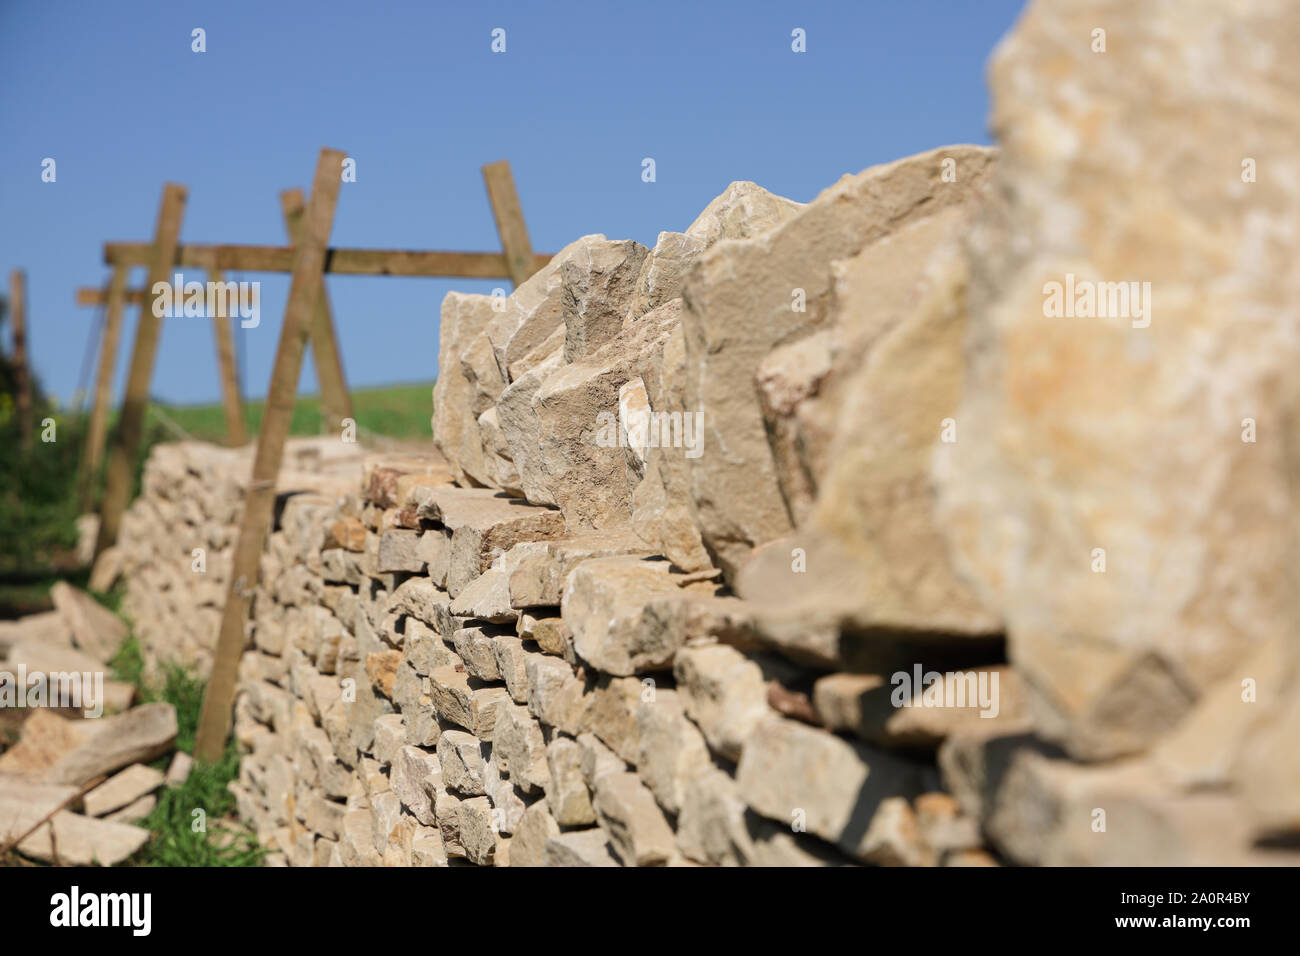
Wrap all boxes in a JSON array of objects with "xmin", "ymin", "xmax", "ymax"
[
  {"xmin": 77, "ymin": 265, "xmax": 130, "ymax": 511},
  {"xmin": 481, "ymin": 161, "xmax": 537, "ymax": 288},
  {"xmin": 93, "ymin": 184, "xmax": 188, "ymax": 558},
  {"xmin": 208, "ymin": 267, "xmax": 248, "ymax": 446},
  {"xmin": 280, "ymin": 188, "xmax": 352, "ymax": 434},
  {"xmin": 9, "ymin": 270, "xmax": 31, "ymax": 446},
  {"xmin": 195, "ymin": 148, "xmax": 344, "ymax": 763}
]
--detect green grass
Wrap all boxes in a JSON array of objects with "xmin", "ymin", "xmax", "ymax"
[
  {"xmin": 110, "ymin": 636, "xmax": 265, "ymax": 867},
  {"xmin": 138, "ymin": 380, "xmax": 435, "ymax": 444}
]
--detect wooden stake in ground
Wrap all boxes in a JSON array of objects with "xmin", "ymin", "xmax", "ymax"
[
  {"xmin": 280, "ymin": 187, "xmax": 352, "ymax": 435},
  {"xmin": 9, "ymin": 269, "xmax": 31, "ymax": 446},
  {"xmin": 208, "ymin": 267, "xmax": 248, "ymax": 446},
  {"xmin": 93, "ymin": 184, "xmax": 188, "ymax": 558},
  {"xmin": 481, "ymin": 160, "xmax": 537, "ymax": 289},
  {"xmin": 77, "ymin": 265, "xmax": 130, "ymax": 511},
  {"xmin": 194, "ymin": 148, "xmax": 345, "ymax": 763}
]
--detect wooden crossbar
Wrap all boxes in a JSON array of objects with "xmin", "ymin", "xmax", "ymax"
[
  {"xmin": 102, "ymin": 243, "xmax": 554, "ymax": 277},
  {"xmin": 76, "ymin": 286, "xmax": 151, "ymax": 307}
]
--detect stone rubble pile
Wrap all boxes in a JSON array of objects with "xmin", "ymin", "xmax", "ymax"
[
  {"xmin": 0, "ymin": 587, "xmax": 184, "ymax": 865},
  {"xmin": 108, "ymin": 0, "xmax": 1300, "ymax": 866}
]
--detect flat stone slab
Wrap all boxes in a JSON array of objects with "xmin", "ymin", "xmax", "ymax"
[
  {"xmin": 44, "ymin": 702, "xmax": 177, "ymax": 788},
  {"xmin": 17, "ymin": 810, "xmax": 149, "ymax": 866},
  {"xmin": 83, "ymin": 763, "xmax": 166, "ymax": 817}
]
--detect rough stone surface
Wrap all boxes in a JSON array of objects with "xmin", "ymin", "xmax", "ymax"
[
  {"xmin": 560, "ymin": 238, "xmax": 648, "ymax": 363},
  {"xmin": 673, "ymin": 644, "xmax": 771, "ymax": 761},
  {"xmin": 510, "ymin": 799, "xmax": 560, "ymax": 867},
  {"xmin": 563, "ymin": 556, "xmax": 717, "ymax": 675},
  {"xmin": 682, "ymin": 145, "xmax": 996, "ymax": 578},
  {"xmin": 736, "ymin": 716, "xmax": 927, "ymax": 862},
  {"xmin": 534, "ymin": 301, "xmax": 683, "ymax": 531},
  {"xmin": 636, "ymin": 688, "xmax": 710, "ymax": 815},
  {"xmin": 931, "ymin": 0, "xmax": 1300, "ymax": 762},
  {"xmin": 592, "ymin": 771, "xmax": 676, "ymax": 867},
  {"xmin": 545, "ymin": 735, "xmax": 595, "ymax": 826}
]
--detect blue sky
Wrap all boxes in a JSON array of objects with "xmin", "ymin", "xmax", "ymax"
[{"xmin": 0, "ymin": 0, "xmax": 1026, "ymax": 407}]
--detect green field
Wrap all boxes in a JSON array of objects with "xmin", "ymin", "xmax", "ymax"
[{"xmin": 139, "ymin": 380, "xmax": 435, "ymax": 444}]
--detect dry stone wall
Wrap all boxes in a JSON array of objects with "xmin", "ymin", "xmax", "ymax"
[
  {"xmin": 219, "ymin": 445, "xmax": 1006, "ymax": 867},
  {"xmin": 109, "ymin": 0, "xmax": 1300, "ymax": 866},
  {"xmin": 107, "ymin": 439, "xmax": 365, "ymax": 679}
]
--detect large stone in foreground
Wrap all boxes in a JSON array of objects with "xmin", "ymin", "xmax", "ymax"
[
  {"xmin": 1230, "ymin": 650, "xmax": 1300, "ymax": 840},
  {"xmin": 734, "ymin": 532, "xmax": 1005, "ymax": 672},
  {"xmin": 931, "ymin": 0, "xmax": 1300, "ymax": 761},
  {"xmin": 803, "ymin": 235, "xmax": 1001, "ymax": 636},
  {"xmin": 978, "ymin": 743, "xmax": 1290, "ymax": 867}
]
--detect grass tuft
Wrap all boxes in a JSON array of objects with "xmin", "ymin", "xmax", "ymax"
[{"xmin": 111, "ymin": 636, "xmax": 264, "ymax": 867}]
